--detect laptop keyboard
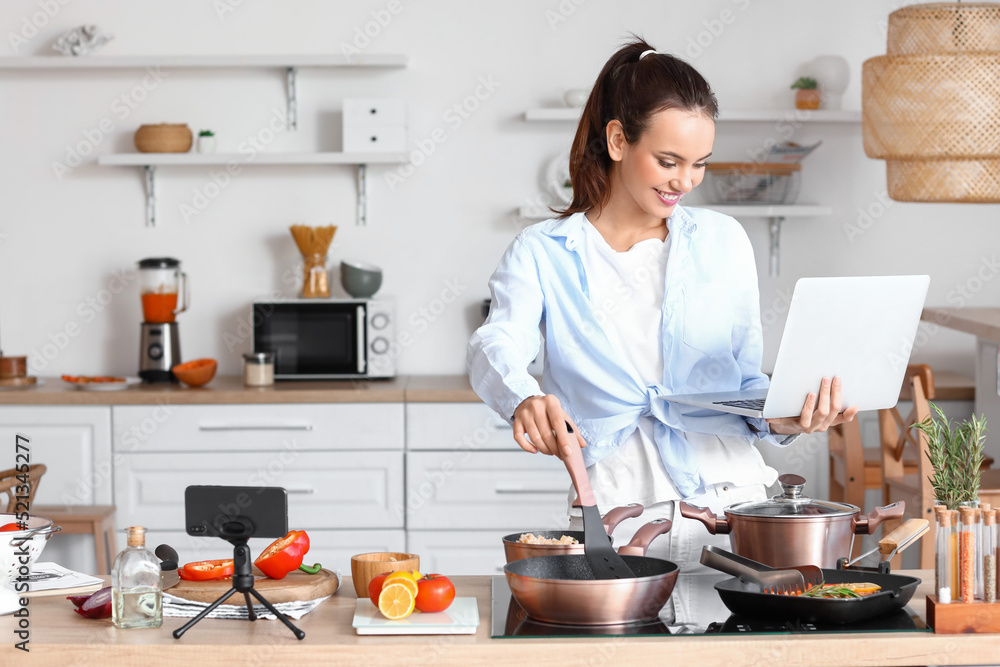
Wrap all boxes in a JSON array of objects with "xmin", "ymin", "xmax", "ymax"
[{"xmin": 712, "ymin": 398, "xmax": 766, "ymax": 410}]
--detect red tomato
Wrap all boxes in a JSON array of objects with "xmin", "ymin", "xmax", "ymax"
[
  {"xmin": 415, "ymin": 574, "xmax": 455, "ymax": 613},
  {"xmin": 0, "ymin": 523, "xmax": 22, "ymax": 532},
  {"xmin": 368, "ymin": 573, "xmax": 389, "ymax": 606},
  {"xmin": 178, "ymin": 559, "xmax": 234, "ymax": 581}
]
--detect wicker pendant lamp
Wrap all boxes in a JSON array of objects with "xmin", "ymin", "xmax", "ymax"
[{"xmin": 863, "ymin": 2, "xmax": 1000, "ymax": 202}]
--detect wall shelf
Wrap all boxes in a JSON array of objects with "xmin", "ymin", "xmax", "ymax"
[
  {"xmin": 0, "ymin": 54, "xmax": 408, "ymax": 131},
  {"xmin": 97, "ymin": 152, "xmax": 406, "ymax": 227},
  {"xmin": 515, "ymin": 202, "xmax": 832, "ymax": 277},
  {"xmin": 524, "ymin": 108, "xmax": 860, "ymax": 123}
]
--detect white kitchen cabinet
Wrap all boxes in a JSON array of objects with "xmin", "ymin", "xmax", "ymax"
[
  {"xmin": 406, "ymin": 402, "xmax": 515, "ymax": 451},
  {"xmin": 112, "ymin": 403, "xmax": 404, "ymax": 453},
  {"xmin": 115, "ymin": 451, "xmax": 404, "ymax": 532},
  {"xmin": 0, "ymin": 406, "xmax": 112, "ymax": 505},
  {"xmin": 407, "ymin": 530, "xmax": 508, "ymax": 576},
  {"xmin": 149, "ymin": 528, "xmax": 405, "ymax": 575},
  {"xmin": 406, "ymin": 451, "xmax": 569, "ymax": 530}
]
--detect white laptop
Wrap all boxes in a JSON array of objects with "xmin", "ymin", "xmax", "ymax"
[{"xmin": 663, "ymin": 275, "xmax": 930, "ymax": 419}]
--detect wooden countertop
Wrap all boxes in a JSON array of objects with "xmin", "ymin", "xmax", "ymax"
[
  {"xmin": 0, "ymin": 375, "xmax": 409, "ymax": 405},
  {"xmin": 923, "ymin": 307, "xmax": 1000, "ymax": 344},
  {"xmin": 2, "ymin": 571, "xmax": 997, "ymax": 665}
]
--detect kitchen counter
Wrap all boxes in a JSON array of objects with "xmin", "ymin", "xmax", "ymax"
[
  {"xmin": 2, "ymin": 571, "xmax": 998, "ymax": 665},
  {"xmin": 0, "ymin": 375, "xmax": 410, "ymax": 405}
]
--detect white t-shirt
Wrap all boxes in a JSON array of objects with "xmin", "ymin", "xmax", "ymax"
[{"xmin": 578, "ymin": 218, "xmax": 777, "ymax": 509}]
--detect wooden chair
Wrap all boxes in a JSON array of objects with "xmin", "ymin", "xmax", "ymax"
[
  {"xmin": 881, "ymin": 366, "xmax": 937, "ymax": 569},
  {"xmin": 0, "ymin": 464, "xmax": 118, "ymax": 575}
]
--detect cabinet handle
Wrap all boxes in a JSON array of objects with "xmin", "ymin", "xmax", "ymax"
[
  {"xmin": 198, "ymin": 424, "xmax": 313, "ymax": 432},
  {"xmin": 494, "ymin": 486, "xmax": 566, "ymax": 495},
  {"xmin": 285, "ymin": 486, "xmax": 315, "ymax": 495}
]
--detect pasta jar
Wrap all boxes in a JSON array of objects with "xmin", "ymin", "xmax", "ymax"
[{"xmin": 243, "ymin": 352, "xmax": 275, "ymax": 387}]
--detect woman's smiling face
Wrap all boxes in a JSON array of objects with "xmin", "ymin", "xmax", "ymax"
[{"xmin": 608, "ymin": 107, "xmax": 715, "ymax": 218}]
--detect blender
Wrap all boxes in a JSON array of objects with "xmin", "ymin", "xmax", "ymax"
[{"xmin": 138, "ymin": 258, "xmax": 188, "ymax": 383}]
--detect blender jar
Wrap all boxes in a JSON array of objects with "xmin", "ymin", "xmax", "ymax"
[{"xmin": 138, "ymin": 258, "xmax": 188, "ymax": 323}]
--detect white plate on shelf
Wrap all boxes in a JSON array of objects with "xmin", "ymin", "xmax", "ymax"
[
  {"xmin": 352, "ymin": 597, "xmax": 479, "ymax": 635},
  {"xmin": 0, "ymin": 378, "xmax": 44, "ymax": 391},
  {"xmin": 62, "ymin": 376, "xmax": 142, "ymax": 391}
]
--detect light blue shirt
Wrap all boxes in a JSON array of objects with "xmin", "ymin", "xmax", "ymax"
[{"xmin": 467, "ymin": 206, "xmax": 793, "ymax": 498}]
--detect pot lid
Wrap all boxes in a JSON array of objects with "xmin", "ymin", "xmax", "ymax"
[{"xmin": 725, "ymin": 474, "xmax": 858, "ymax": 518}]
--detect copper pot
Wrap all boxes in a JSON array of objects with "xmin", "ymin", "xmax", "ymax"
[
  {"xmin": 504, "ymin": 519, "xmax": 677, "ymax": 625},
  {"xmin": 679, "ymin": 474, "xmax": 904, "ymax": 569},
  {"xmin": 501, "ymin": 503, "xmax": 643, "ymax": 563}
]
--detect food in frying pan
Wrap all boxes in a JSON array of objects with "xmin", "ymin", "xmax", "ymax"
[
  {"xmin": 517, "ymin": 533, "xmax": 579, "ymax": 545},
  {"xmin": 774, "ymin": 582, "xmax": 882, "ymax": 598},
  {"xmin": 61, "ymin": 375, "xmax": 127, "ymax": 383}
]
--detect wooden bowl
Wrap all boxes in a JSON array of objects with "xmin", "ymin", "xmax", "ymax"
[
  {"xmin": 171, "ymin": 358, "xmax": 217, "ymax": 387},
  {"xmin": 0, "ymin": 355, "xmax": 27, "ymax": 379},
  {"xmin": 134, "ymin": 123, "xmax": 193, "ymax": 153},
  {"xmin": 350, "ymin": 552, "xmax": 419, "ymax": 598}
]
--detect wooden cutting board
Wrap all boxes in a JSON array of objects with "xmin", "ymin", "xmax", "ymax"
[
  {"xmin": 167, "ymin": 568, "xmax": 339, "ymax": 605},
  {"xmin": 0, "ymin": 376, "xmax": 37, "ymax": 387}
]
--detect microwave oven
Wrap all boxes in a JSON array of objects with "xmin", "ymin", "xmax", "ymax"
[{"xmin": 251, "ymin": 299, "xmax": 395, "ymax": 379}]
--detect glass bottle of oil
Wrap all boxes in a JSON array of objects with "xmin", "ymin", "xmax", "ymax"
[{"xmin": 111, "ymin": 526, "xmax": 162, "ymax": 629}]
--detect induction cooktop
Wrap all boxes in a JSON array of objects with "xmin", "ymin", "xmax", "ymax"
[{"xmin": 490, "ymin": 576, "xmax": 929, "ymax": 638}]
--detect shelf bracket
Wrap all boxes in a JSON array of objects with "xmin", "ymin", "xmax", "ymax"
[
  {"xmin": 767, "ymin": 216, "xmax": 784, "ymax": 277},
  {"xmin": 356, "ymin": 163, "xmax": 368, "ymax": 226},
  {"xmin": 144, "ymin": 165, "xmax": 157, "ymax": 228},
  {"xmin": 285, "ymin": 66, "xmax": 298, "ymax": 131}
]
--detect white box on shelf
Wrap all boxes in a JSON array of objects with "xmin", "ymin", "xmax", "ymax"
[
  {"xmin": 343, "ymin": 125, "xmax": 407, "ymax": 153},
  {"xmin": 344, "ymin": 98, "xmax": 407, "ymax": 126}
]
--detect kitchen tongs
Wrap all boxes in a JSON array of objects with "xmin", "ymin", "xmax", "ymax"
[
  {"xmin": 561, "ymin": 424, "xmax": 636, "ymax": 579},
  {"xmin": 839, "ymin": 518, "xmax": 930, "ymax": 573},
  {"xmin": 701, "ymin": 546, "xmax": 823, "ymax": 594}
]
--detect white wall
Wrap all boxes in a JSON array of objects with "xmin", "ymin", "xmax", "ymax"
[{"xmin": 0, "ymin": 0, "xmax": 994, "ymax": 380}]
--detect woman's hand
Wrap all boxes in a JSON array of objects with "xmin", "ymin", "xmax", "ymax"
[
  {"xmin": 513, "ymin": 395, "xmax": 587, "ymax": 457},
  {"xmin": 766, "ymin": 376, "xmax": 860, "ymax": 435}
]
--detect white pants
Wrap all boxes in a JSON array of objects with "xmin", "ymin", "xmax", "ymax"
[{"xmin": 568, "ymin": 481, "xmax": 768, "ymax": 626}]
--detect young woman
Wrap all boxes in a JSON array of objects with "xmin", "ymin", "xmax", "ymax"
[{"xmin": 467, "ymin": 40, "xmax": 858, "ymax": 621}]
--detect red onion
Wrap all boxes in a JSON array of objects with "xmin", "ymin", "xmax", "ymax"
[{"xmin": 71, "ymin": 587, "xmax": 112, "ymax": 619}]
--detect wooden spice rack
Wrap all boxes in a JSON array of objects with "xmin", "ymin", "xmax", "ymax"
[{"xmin": 926, "ymin": 595, "xmax": 1000, "ymax": 633}]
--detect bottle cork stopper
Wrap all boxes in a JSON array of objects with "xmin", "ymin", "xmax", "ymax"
[
  {"xmin": 983, "ymin": 503, "xmax": 992, "ymax": 512},
  {"xmin": 127, "ymin": 526, "xmax": 146, "ymax": 548},
  {"xmin": 985, "ymin": 509, "xmax": 996, "ymax": 526},
  {"xmin": 934, "ymin": 505, "xmax": 947, "ymax": 518},
  {"xmin": 959, "ymin": 506, "xmax": 976, "ymax": 525},
  {"xmin": 939, "ymin": 509, "xmax": 954, "ymax": 527}
]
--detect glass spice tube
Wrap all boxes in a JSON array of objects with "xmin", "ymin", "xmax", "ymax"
[
  {"xmin": 936, "ymin": 507, "xmax": 954, "ymax": 603},
  {"xmin": 984, "ymin": 509, "xmax": 997, "ymax": 604},
  {"xmin": 959, "ymin": 506, "xmax": 977, "ymax": 603},
  {"xmin": 947, "ymin": 510, "xmax": 960, "ymax": 597},
  {"xmin": 975, "ymin": 508, "xmax": 984, "ymax": 600}
]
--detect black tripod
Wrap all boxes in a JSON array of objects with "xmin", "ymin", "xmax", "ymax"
[{"xmin": 172, "ymin": 525, "xmax": 305, "ymax": 640}]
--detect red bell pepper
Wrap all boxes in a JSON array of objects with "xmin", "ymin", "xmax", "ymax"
[
  {"xmin": 254, "ymin": 530, "xmax": 310, "ymax": 579},
  {"xmin": 178, "ymin": 559, "xmax": 234, "ymax": 581}
]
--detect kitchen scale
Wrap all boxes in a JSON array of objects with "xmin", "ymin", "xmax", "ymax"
[{"xmin": 490, "ymin": 576, "xmax": 929, "ymax": 638}]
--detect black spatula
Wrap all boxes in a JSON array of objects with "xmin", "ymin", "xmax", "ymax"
[{"xmin": 561, "ymin": 423, "xmax": 636, "ymax": 579}]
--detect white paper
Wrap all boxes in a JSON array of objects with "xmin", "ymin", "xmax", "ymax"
[{"xmin": 21, "ymin": 562, "xmax": 103, "ymax": 592}]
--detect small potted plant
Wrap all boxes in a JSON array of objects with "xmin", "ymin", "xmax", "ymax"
[
  {"xmin": 197, "ymin": 129, "xmax": 216, "ymax": 154},
  {"xmin": 916, "ymin": 403, "xmax": 987, "ymax": 509},
  {"xmin": 790, "ymin": 77, "xmax": 820, "ymax": 110}
]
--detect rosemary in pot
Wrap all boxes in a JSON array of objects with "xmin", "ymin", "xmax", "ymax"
[{"xmin": 916, "ymin": 403, "xmax": 987, "ymax": 510}]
